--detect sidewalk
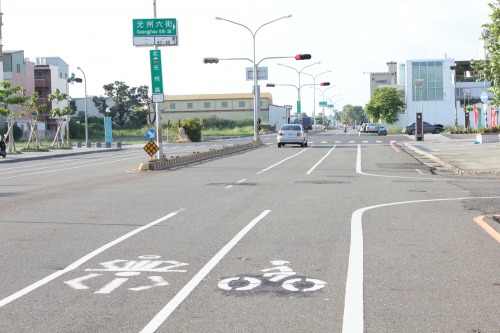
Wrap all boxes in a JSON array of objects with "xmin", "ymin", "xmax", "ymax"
[{"xmin": 398, "ymin": 133, "xmax": 500, "ymax": 177}]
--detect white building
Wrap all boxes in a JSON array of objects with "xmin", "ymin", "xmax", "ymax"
[{"xmin": 392, "ymin": 57, "xmax": 495, "ymax": 128}]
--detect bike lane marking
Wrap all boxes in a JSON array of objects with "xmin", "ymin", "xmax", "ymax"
[
  {"xmin": 342, "ymin": 196, "xmax": 500, "ymax": 333},
  {"xmin": 140, "ymin": 209, "xmax": 271, "ymax": 333},
  {"xmin": 0, "ymin": 209, "xmax": 184, "ymax": 309},
  {"xmin": 473, "ymin": 215, "xmax": 500, "ymax": 243}
]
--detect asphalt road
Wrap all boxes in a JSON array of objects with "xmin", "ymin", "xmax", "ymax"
[{"xmin": 1, "ymin": 129, "xmax": 499, "ymax": 333}]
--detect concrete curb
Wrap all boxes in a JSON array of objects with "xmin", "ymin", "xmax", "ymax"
[{"xmin": 141, "ymin": 140, "xmax": 264, "ymax": 171}]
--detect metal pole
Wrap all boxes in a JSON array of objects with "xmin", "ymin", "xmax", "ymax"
[
  {"xmin": 153, "ymin": 0, "xmax": 163, "ymax": 158},
  {"xmin": 216, "ymin": 15, "xmax": 291, "ymax": 142},
  {"xmin": 253, "ymin": 33, "xmax": 259, "ymax": 141},
  {"xmin": 77, "ymin": 67, "xmax": 88, "ymax": 146}
]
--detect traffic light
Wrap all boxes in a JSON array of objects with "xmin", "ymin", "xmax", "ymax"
[
  {"xmin": 295, "ymin": 54, "xmax": 311, "ymax": 60},
  {"xmin": 320, "ymin": 82, "xmax": 330, "ymax": 86},
  {"xmin": 203, "ymin": 57, "xmax": 219, "ymax": 64}
]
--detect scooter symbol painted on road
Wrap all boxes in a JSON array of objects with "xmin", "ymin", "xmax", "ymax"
[
  {"xmin": 218, "ymin": 260, "xmax": 327, "ymax": 292},
  {"xmin": 64, "ymin": 255, "xmax": 188, "ymax": 294}
]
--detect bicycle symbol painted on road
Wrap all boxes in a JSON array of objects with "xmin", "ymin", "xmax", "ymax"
[
  {"xmin": 64, "ymin": 255, "xmax": 188, "ymax": 294},
  {"xmin": 218, "ymin": 260, "xmax": 327, "ymax": 294}
]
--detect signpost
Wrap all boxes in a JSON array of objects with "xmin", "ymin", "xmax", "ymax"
[
  {"xmin": 133, "ymin": 9, "xmax": 179, "ymax": 160},
  {"xmin": 150, "ymin": 50, "xmax": 164, "ymax": 102},
  {"xmin": 104, "ymin": 117, "xmax": 113, "ymax": 144},
  {"xmin": 146, "ymin": 128, "xmax": 157, "ymax": 140},
  {"xmin": 297, "ymin": 101, "xmax": 301, "ymax": 115},
  {"xmin": 133, "ymin": 18, "xmax": 178, "ymax": 46},
  {"xmin": 143, "ymin": 140, "xmax": 159, "ymax": 159},
  {"xmin": 481, "ymin": 91, "xmax": 488, "ymax": 128}
]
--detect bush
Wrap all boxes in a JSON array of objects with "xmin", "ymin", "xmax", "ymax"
[
  {"xmin": 0, "ymin": 123, "xmax": 23, "ymax": 141},
  {"xmin": 172, "ymin": 118, "xmax": 202, "ymax": 142}
]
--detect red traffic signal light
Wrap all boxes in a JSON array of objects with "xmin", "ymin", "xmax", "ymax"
[
  {"xmin": 295, "ymin": 54, "xmax": 311, "ymax": 60},
  {"xmin": 320, "ymin": 82, "xmax": 330, "ymax": 86}
]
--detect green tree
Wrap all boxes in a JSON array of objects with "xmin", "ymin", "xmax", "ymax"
[
  {"xmin": 364, "ymin": 87, "xmax": 404, "ymax": 124},
  {"xmin": 0, "ymin": 81, "xmax": 28, "ymax": 152},
  {"xmin": 471, "ymin": 1, "xmax": 500, "ymax": 106},
  {"xmin": 24, "ymin": 91, "xmax": 47, "ymax": 149},
  {"xmin": 341, "ymin": 104, "xmax": 366, "ymax": 124},
  {"xmin": 101, "ymin": 81, "xmax": 149, "ymax": 127},
  {"xmin": 91, "ymin": 96, "xmax": 110, "ymax": 117},
  {"xmin": 49, "ymin": 88, "xmax": 73, "ymax": 146}
]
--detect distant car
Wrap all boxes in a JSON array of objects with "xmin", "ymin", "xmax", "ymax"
[
  {"xmin": 365, "ymin": 123, "xmax": 379, "ymax": 133},
  {"xmin": 402, "ymin": 122, "xmax": 444, "ymax": 135},
  {"xmin": 277, "ymin": 124, "xmax": 308, "ymax": 147},
  {"xmin": 378, "ymin": 125, "xmax": 388, "ymax": 136}
]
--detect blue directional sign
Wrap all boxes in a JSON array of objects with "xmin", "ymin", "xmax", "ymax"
[{"xmin": 146, "ymin": 128, "xmax": 156, "ymax": 140}]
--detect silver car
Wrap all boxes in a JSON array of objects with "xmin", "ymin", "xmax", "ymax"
[{"xmin": 277, "ymin": 124, "xmax": 308, "ymax": 147}]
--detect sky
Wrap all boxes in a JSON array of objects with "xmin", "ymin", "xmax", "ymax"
[{"xmin": 1, "ymin": 0, "xmax": 492, "ymax": 115}]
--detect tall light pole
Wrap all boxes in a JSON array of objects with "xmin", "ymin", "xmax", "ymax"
[
  {"xmin": 267, "ymin": 81, "xmax": 329, "ymax": 124},
  {"xmin": 277, "ymin": 61, "xmax": 320, "ymax": 121},
  {"xmin": 77, "ymin": 67, "xmax": 89, "ymax": 146},
  {"xmin": 413, "ymin": 78, "xmax": 424, "ymax": 141},
  {"xmin": 216, "ymin": 15, "xmax": 292, "ymax": 142},
  {"xmin": 311, "ymin": 85, "xmax": 334, "ymax": 124},
  {"xmin": 303, "ymin": 70, "xmax": 331, "ymax": 123}
]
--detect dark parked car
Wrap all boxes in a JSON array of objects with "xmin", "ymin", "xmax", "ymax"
[{"xmin": 402, "ymin": 122, "xmax": 444, "ymax": 135}]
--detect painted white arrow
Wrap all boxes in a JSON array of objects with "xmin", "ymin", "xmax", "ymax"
[{"xmin": 64, "ymin": 274, "xmax": 101, "ymax": 290}]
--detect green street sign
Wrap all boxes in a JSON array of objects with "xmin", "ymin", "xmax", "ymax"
[
  {"xmin": 319, "ymin": 101, "xmax": 327, "ymax": 107},
  {"xmin": 328, "ymin": 104, "xmax": 334, "ymax": 108},
  {"xmin": 150, "ymin": 49, "xmax": 164, "ymax": 95},
  {"xmin": 133, "ymin": 18, "xmax": 178, "ymax": 46},
  {"xmin": 297, "ymin": 100, "xmax": 301, "ymax": 114},
  {"xmin": 133, "ymin": 18, "xmax": 177, "ymax": 37}
]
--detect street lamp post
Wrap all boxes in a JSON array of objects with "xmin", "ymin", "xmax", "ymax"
[
  {"xmin": 463, "ymin": 88, "xmax": 471, "ymax": 131},
  {"xmin": 277, "ymin": 62, "xmax": 320, "ymax": 121},
  {"xmin": 413, "ymin": 78, "xmax": 424, "ymax": 141},
  {"xmin": 216, "ymin": 15, "xmax": 292, "ymax": 142},
  {"xmin": 302, "ymin": 70, "xmax": 331, "ymax": 122},
  {"xmin": 311, "ymin": 86, "xmax": 334, "ymax": 124},
  {"xmin": 77, "ymin": 67, "xmax": 89, "ymax": 147}
]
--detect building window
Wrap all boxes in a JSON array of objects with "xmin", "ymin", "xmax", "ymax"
[
  {"xmin": 60, "ymin": 72, "xmax": 63, "ymax": 78},
  {"xmin": 204, "ymin": 102, "xmax": 211, "ymax": 108},
  {"xmin": 16, "ymin": 64, "xmax": 21, "ymax": 73},
  {"xmin": 221, "ymin": 101, "xmax": 229, "ymax": 108},
  {"xmin": 169, "ymin": 103, "xmax": 176, "ymax": 109},
  {"xmin": 187, "ymin": 102, "xmax": 193, "ymax": 109},
  {"xmin": 412, "ymin": 61, "xmax": 444, "ymax": 101},
  {"xmin": 238, "ymin": 101, "xmax": 246, "ymax": 107}
]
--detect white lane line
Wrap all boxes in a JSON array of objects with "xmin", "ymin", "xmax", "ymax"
[
  {"xmin": 356, "ymin": 144, "xmax": 500, "ymax": 182},
  {"xmin": 225, "ymin": 179, "xmax": 246, "ymax": 189},
  {"xmin": 257, "ymin": 147, "xmax": 310, "ymax": 174},
  {"xmin": 0, "ymin": 155, "xmax": 141, "ymax": 180},
  {"xmin": 141, "ymin": 210, "xmax": 271, "ymax": 333},
  {"xmin": 306, "ymin": 146, "xmax": 336, "ymax": 175},
  {"xmin": 0, "ymin": 209, "xmax": 184, "ymax": 309},
  {"xmin": 321, "ymin": 141, "xmax": 327, "ymax": 144},
  {"xmin": 342, "ymin": 196, "xmax": 500, "ymax": 333}
]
